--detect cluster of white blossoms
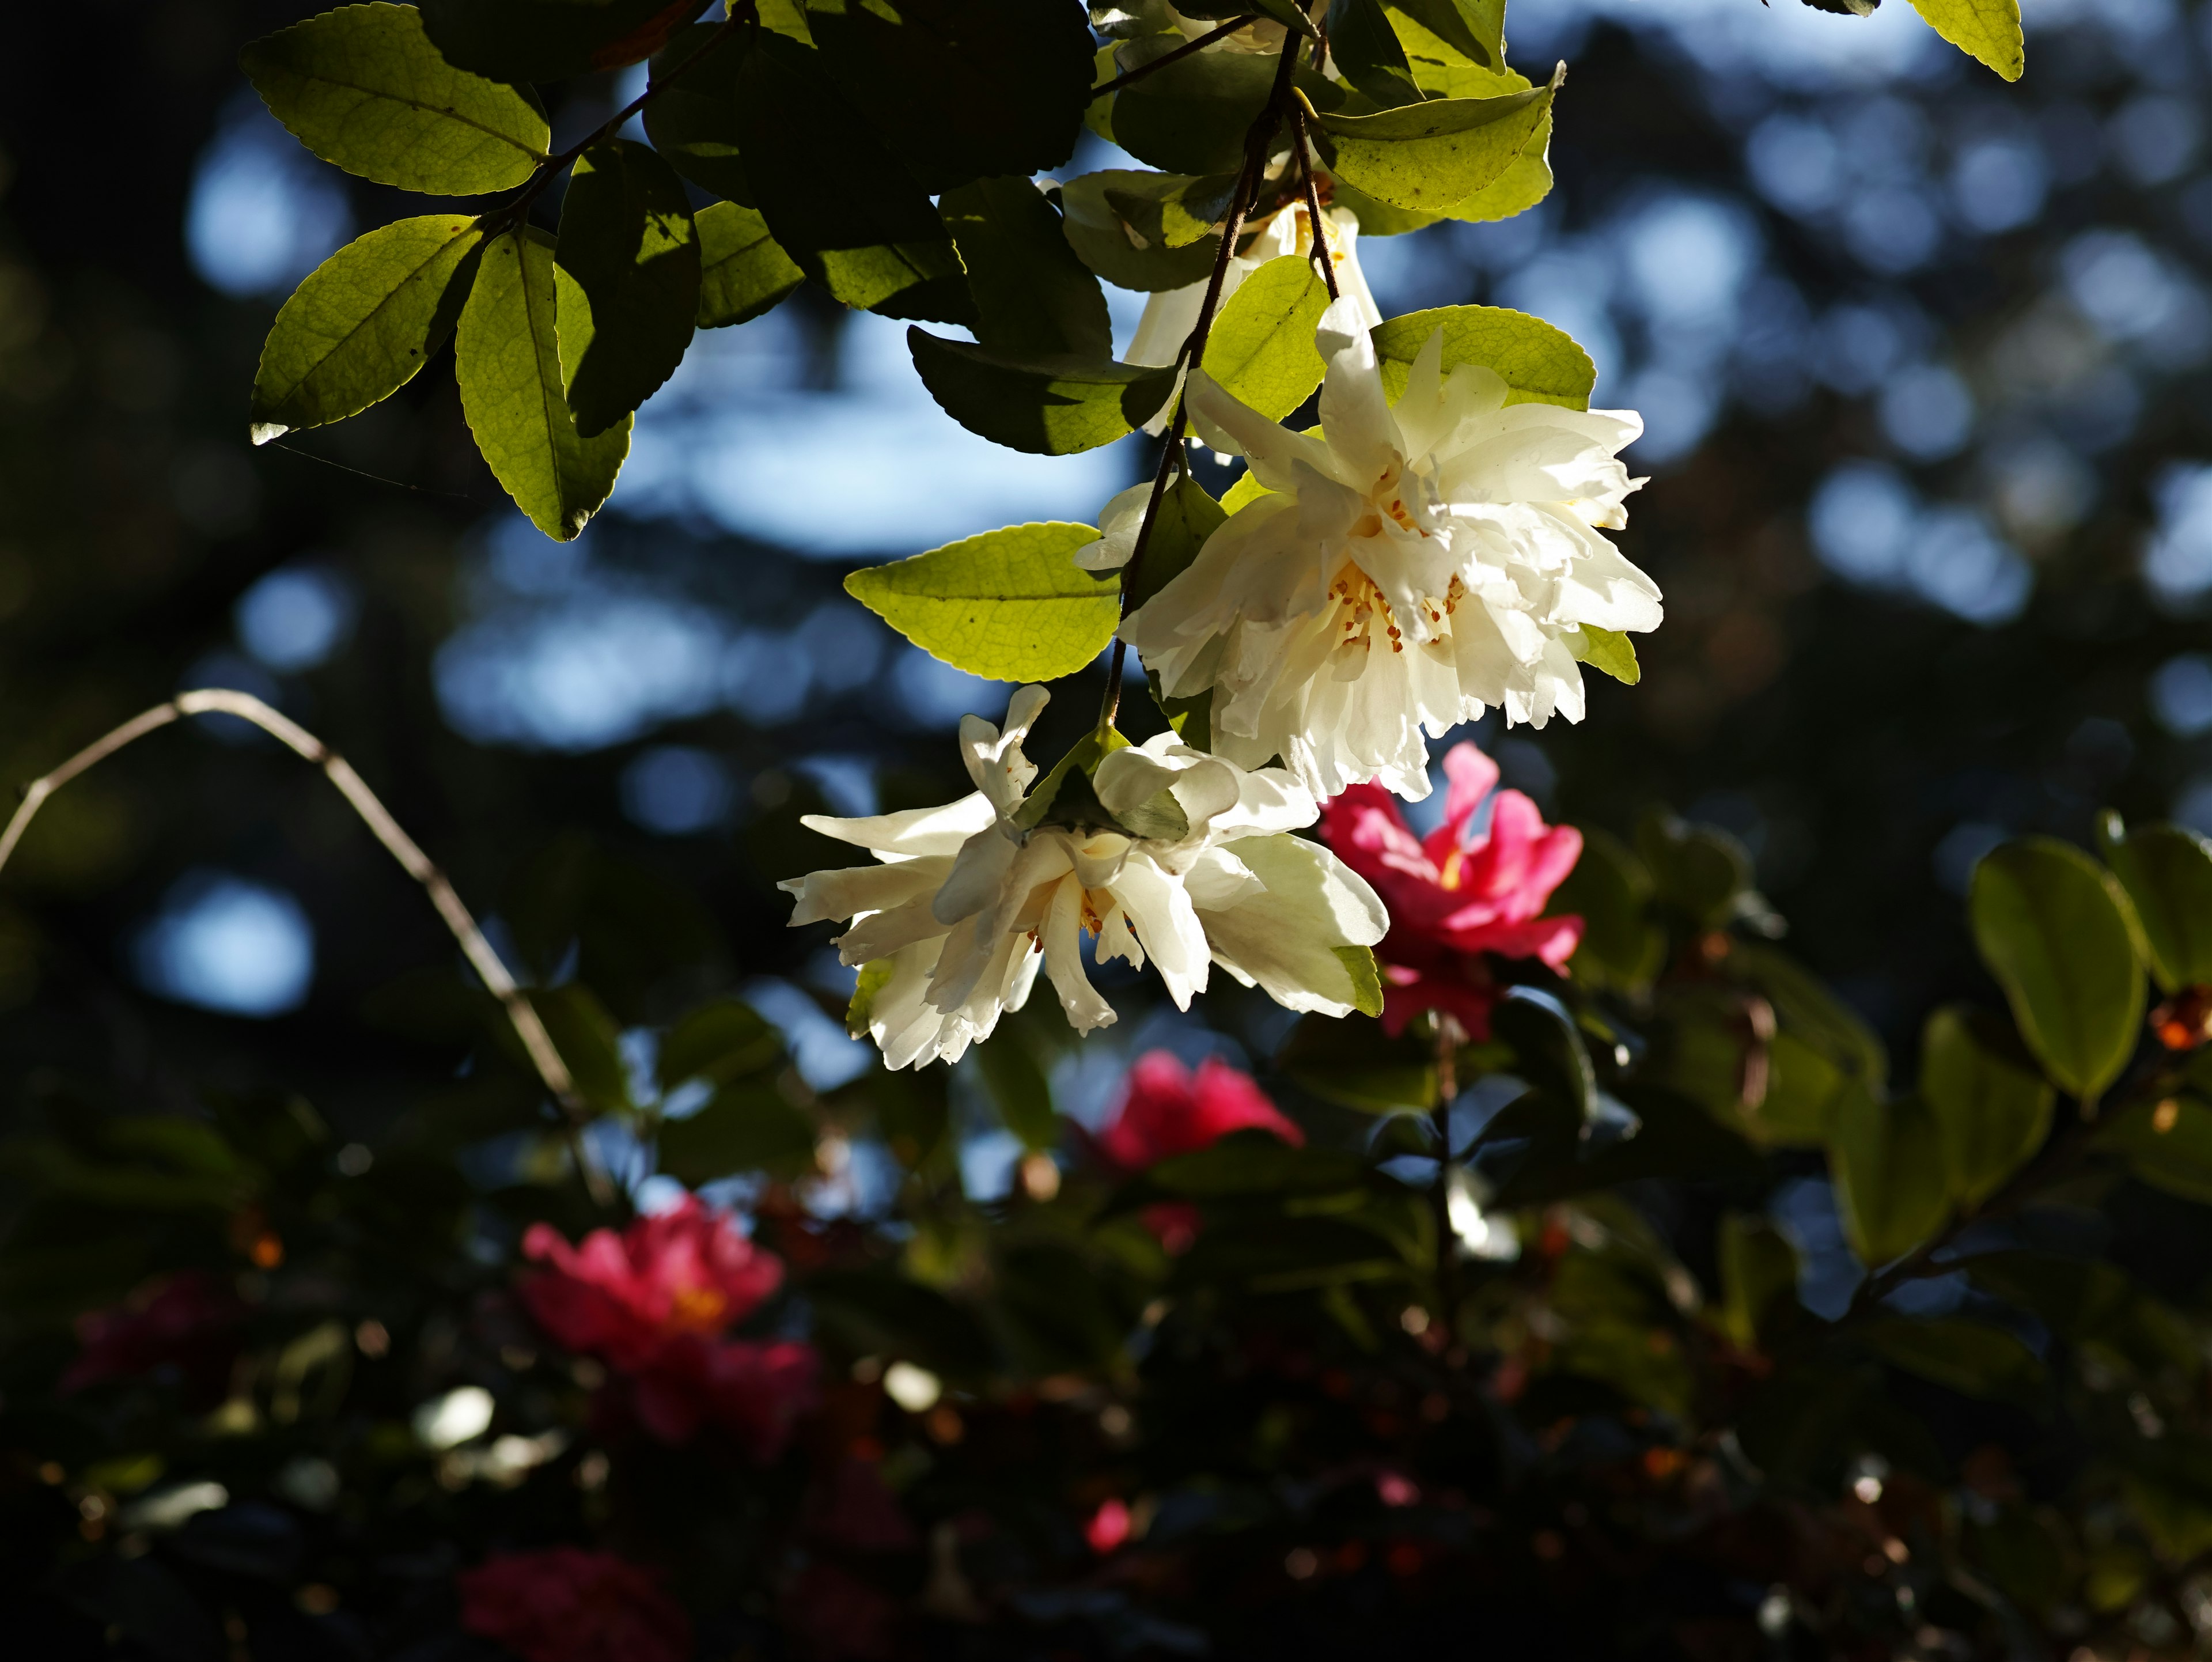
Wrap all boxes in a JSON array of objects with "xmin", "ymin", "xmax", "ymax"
[
  {"xmin": 1106, "ymin": 297, "xmax": 1662, "ymax": 801},
  {"xmin": 782, "ymin": 687, "xmax": 1387, "ymax": 1070}
]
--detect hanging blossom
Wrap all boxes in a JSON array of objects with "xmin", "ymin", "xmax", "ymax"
[
  {"xmin": 1127, "ymin": 199, "xmax": 1381, "ymax": 417},
  {"xmin": 1094, "ymin": 1050, "xmax": 1306, "ymax": 1254},
  {"xmin": 1319, "ymin": 740, "xmax": 1582, "ymax": 1038},
  {"xmin": 782, "ymin": 686, "xmax": 1388, "ymax": 1069},
  {"xmin": 520, "ymin": 1199, "xmax": 818, "ymax": 1456},
  {"xmin": 1110, "ymin": 297, "xmax": 1661, "ymax": 801}
]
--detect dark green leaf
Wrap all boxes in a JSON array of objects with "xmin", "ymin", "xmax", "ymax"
[
  {"xmin": 657, "ymin": 1084, "xmax": 816, "ymax": 1182},
  {"xmin": 1859, "ymin": 1317, "xmax": 2045, "ymax": 1408},
  {"xmin": 1548, "ymin": 827, "xmax": 1662, "ymax": 992},
  {"xmin": 1969, "ymin": 836, "xmax": 2145, "ymax": 1100},
  {"xmin": 2098, "ymin": 813, "xmax": 2212, "ymax": 995},
  {"xmin": 807, "ymin": 1267, "xmax": 999, "ymax": 1380},
  {"xmin": 555, "ymin": 140, "xmax": 699, "ymax": 437},
  {"xmin": 1201, "ymin": 255, "xmax": 1330, "ymax": 421},
  {"xmin": 528, "ymin": 984, "xmax": 631, "ymax": 1114},
  {"xmin": 456, "ymin": 228, "xmax": 631, "ymax": 540},
  {"xmin": 1919, "ymin": 1004, "xmax": 2053, "ymax": 1207},
  {"xmin": 1716, "ymin": 1213, "xmax": 1798, "ymax": 1349},
  {"xmin": 241, "ymin": 2, "xmax": 550, "ymax": 194},
  {"xmin": 249, "ymin": 214, "xmax": 483, "ymax": 444},
  {"xmin": 1278, "ymin": 1010, "xmax": 1435, "ymax": 1112},
  {"xmin": 658, "ymin": 999, "xmax": 782, "ymax": 1092},
  {"xmin": 641, "ymin": 21, "xmax": 756, "ymax": 204},
  {"xmin": 733, "ymin": 31, "xmax": 971, "ymax": 321},
  {"xmin": 975, "ymin": 1033, "xmax": 1057, "ymax": 1150},
  {"xmin": 694, "ymin": 200, "xmax": 803, "ymax": 327},
  {"xmin": 1328, "ymin": 0, "xmax": 1422, "ymax": 105},
  {"xmin": 1127, "ymin": 472, "xmax": 1226, "ymax": 613},
  {"xmin": 1108, "ymin": 48, "xmax": 1339, "ymax": 175},
  {"xmin": 1637, "ymin": 809, "xmax": 1754, "ymax": 929},
  {"xmin": 908, "ymin": 331, "xmax": 1173, "ymax": 454},
  {"xmin": 1101, "ymin": 171, "xmax": 1238, "ymax": 250},
  {"xmin": 802, "ymin": 0, "xmax": 1095, "ymax": 194},
  {"xmin": 940, "ymin": 176, "xmax": 1112, "ymax": 359},
  {"xmin": 1370, "ymin": 303, "xmax": 1595, "ymax": 409},
  {"xmin": 1058, "ymin": 171, "xmax": 1224, "ymax": 291},
  {"xmin": 1492, "ymin": 990, "xmax": 1599, "ymax": 1128},
  {"xmin": 2095, "ymin": 1094, "xmax": 2212, "ymax": 1204},
  {"xmin": 417, "ymin": 0, "xmax": 712, "ymax": 82},
  {"xmin": 1308, "ymin": 68, "xmax": 1558, "ymax": 213},
  {"xmin": 1827, "ymin": 1088, "xmax": 1949, "ymax": 1267},
  {"xmin": 845, "ymin": 521, "xmax": 1119, "ymax": 680}
]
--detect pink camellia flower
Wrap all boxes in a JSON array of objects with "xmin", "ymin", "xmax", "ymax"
[
  {"xmin": 625, "ymin": 1332, "xmax": 821, "ymax": 1459},
  {"xmin": 61, "ymin": 1270, "xmax": 244, "ymax": 1408},
  {"xmin": 519, "ymin": 1197, "xmax": 784, "ymax": 1371},
  {"xmin": 459, "ymin": 1547, "xmax": 691, "ymax": 1662},
  {"xmin": 1319, "ymin": 741, "xmax": 1582, "ymax": 1038},
  {"xmin": 1097, "ymin": 1052, "xmax": 1305, "ymax": 1172}
]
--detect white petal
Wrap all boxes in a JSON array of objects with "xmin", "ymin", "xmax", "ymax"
[{"xmin": 798, "ymin": 794, "xmax": 995, "ymax": 860}]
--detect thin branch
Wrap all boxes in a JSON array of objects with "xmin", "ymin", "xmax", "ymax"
[
  {"xmin": 1291, "ymin": 107, "xmax": 1340, "ymax": 302},
  {"xmin": 1088, "ymin": 16, "xmax": 1259, "ymax": 101},
  {"xmin": 0, "ymin": 690, "xmax": 615, "ymax": 1209},
  {"xmin": 1100, "ymin": 34, "xmax": 1302, "ymax": 728}
]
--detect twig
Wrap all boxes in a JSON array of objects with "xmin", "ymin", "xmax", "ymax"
[
  {"xmin": 0, "ymin": 690, "xmax": 615, "ymax": 1209},
  {"xmin": 1291, "ymin": 106, "xmax": 1340, "ymax": 301},
  {"xmin": 1099, "ymin": 33, "xmax": 1303, "ymax": 729},
  {"xmin": 1088, "ymin": 16, "xmax": 1259, "ymax": 101}
]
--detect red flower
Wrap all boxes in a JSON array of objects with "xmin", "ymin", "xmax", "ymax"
[
  {"xmin": 624, "ymin": 1334, "xmax": 821, "ymax": 1459},
  {"xmin": 459, "ymin": 1548, "xmax": 691, "ymax": 1662},
  {"xmin": 1319, "ymin": 741, "xmax": 1582, "ymax": 1038},
  {"xmin": 1096, "ymin": 1052, "xmax": 1304, "ymax": 1172},
  {"xmin": 520, "ymin": 1197, "xmax": 783, "ymax": 1371},
  {"xmin": 61, "ymin": 1270, "xmax": 244, "ymax": 1408}
]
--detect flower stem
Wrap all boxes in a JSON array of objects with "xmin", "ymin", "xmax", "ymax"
[
  {"xmin": 1291, "ymin": 107, "xmax": 1340, "ymax": 302},
  {"xmin": 1099, "ymin": 33, "xmax": 1304, "ymax": 731}
]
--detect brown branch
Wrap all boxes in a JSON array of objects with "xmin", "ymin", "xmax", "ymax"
[
  {"xmin": 0, "ymin": 690, "xmax": 615, "ymax": 1208},
  {"xmin": 1291, "ymin": 105, "xmax": 1340, "ymax": 301},
  {"xmin": 1088, "ymin": 16, "xmax": 1259, "ymax": 102}
]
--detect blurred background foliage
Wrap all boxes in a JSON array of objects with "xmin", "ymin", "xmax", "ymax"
[{"xmin": 8, "ymin": 0, "xmax": 2212, "ymax": 1656}]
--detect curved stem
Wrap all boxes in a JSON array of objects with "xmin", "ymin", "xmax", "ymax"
[
  {"xmin": 0, "ymin": 691, "xmax": 615, "ymax": 1209},
  {"xmin": 1291, "ymin": 107, "xmax": 1340, "ymax": 301}
]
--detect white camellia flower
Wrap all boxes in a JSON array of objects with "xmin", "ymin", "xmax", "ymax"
[
  {"xmin": 1127, "ymin": 201, "xmax": 1381, "ymax": 378},
  {"xmin": 781, "ymin": 687, "xmax": 1388, "ymax": 1069},
  {"xmin": 1112, "ymin": 296, "xmax": 1661, "ymax": 801}
]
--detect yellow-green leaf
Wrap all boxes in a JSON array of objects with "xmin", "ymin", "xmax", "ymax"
[
  {"xmin": 1370, "ymin": 304, "xmax": 1594, "ymax": 409},
  {"xmin": 241, "ymin": 2, "xmax": 550, "ymax": 195},
  {"xmin": 844, "ymin": 521, "xmax": 1120, "ymax": 681},
  {"xmin": 1906, "ymin": 0, "xmax": 2023, "ymax": 82},
  {"xmin": 694, "ymin": 202, "xmax": 802, "ymax": 328},
  {"xmin": 1574, "ymin": 625, "xmax": 1639, "ymax": 686},
  {"xmin": 1202, "ymin": 255, "xmax": 1330, "ymax": 423},
  {"xmin": 456, "ymin": 228, "xmax": 631, "ymax": 542},
  {"xmin": 249, "ymin": 214, "xmax": 483, "ymax": 444},
  {"xmin": 1307, "ymin": 67, "xmax": 1558, "ymax": 214}
]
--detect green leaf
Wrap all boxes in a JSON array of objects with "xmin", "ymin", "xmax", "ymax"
[
  {"xmin": 555, "ymin": 140, "xmax": 699, "ymax": 437},
  {"xmin": 844, "ymin": 521, "xmax": 1120, "ymax": 681},
  {"xmin": 1827, "ymin": 1088, "xmax": 1949, "ymax": 1267},
  {"xmin": 1328, "ymin": 0, "xmax": 1422, "ymax": 106},
  {"xmin": 694, "ymin": 201, "xmax": 803, "ymax": 328},
  {"xmin": 1103, "ymin": 171, "xmax": 1238, "ymax": 251},
  {"xmin": 801, "ymin": 0, "xmax": 1095, "ymax": 195},
  {"xmin": 847, "ymin": 958, "xmax": 895, "ymax": 1039},
  {"xmin": 1637, "ymin": 810, "xmax": 1753, "ymax": 929},
  {"xmin": 940, "ymin": 177, "xmax": 1112, "ymax": 359},
  {"xmin": 1201, "ymin": 255, "xmax": 1330, "ymax": 422},
  {"xmin": 1127, "ymin": 472, "xmax": 1227, "ymax": 614},
  {"xmin": 416, "ymin": 0, "xmax": 713, "ymax": 82},
  {"xmin": 641, "ymin": 21, "xmax": 756, "ymax": 205},
  {"xmin": 1278, "ymin": 1011, "xmax": 1436, "ymax": 1113},
  {"xmin": 1906, "ymin": 0, "xmax": 2023, "ymax": 81},
  {"xmin": 2097, "ymin": 814, "xmax": 2212, "ymax": 995},
  {"xmin": 1547, "ymin": 826, "xmax": 1662, "ymax": 993},
  {"xmin": 240, "ymin": 2, "xmax": 550, "ymax": 195},
  {"xmin": 1173, "ymin": 0, "xmax": 1321, "ymax": 37},
  {"xmin": 658, "ymin": 1083, "xmax": 817, "ymax": 1183},
  {"xmin": 1859, "ymin": 1318, "xmax": 2044, "ymax": 1407},
  {"xmin": 1335, "ymin": 945, "xmax": 1385, "ymax": 1019},
  {"xmin": 2094, "ymin": 1095, "xmax": 2212, "ymax": 1205},
  {"xmin": 529, "ymin": 984, "xmax": 631, "ymax": 1113},
  {"xmin": 1109, "ymin": 48, "xmax": 1286, "ymax": 175},
  {"xmin": 1919, "ymin": 1005, "xmax": 2054, "ymax": 1209},
  {"xmin": 249, "ymin": 214, "xmax": 483, "ymax": 444},
  {"xmin": 456, "ymin": 227, "xmax": 631, "ymax": 542},
  {"xmin": 1573, "ymin": 625, "xmax": 1639, "ymax": 686},
  {"xmin": 1716, "ymin": 1213, "xmax": 1797, "ymax": 1350},
  {"xmin": 974, "ymin": 1033, "xmax": 1058, "ymax": 1150},
  {"xmin": 1370, "ymin": 304, "xmax": 1595, "ymax": 409},
  {"xmin": 734, "ymin": 31, "xmax": 972, "ymax": 322},
  {"xmin": 657, "ymin": 999, "xmax": 782, "ymax": 1092},
  {"xmin": 1969, "ymin": 837, "xmax": 2145, "ymax": 1101},
  {"xmin": 1308, "ymin": 69, "xmax": 1557, "ymax": 214},
  {"xmin": 1387, "ymin": 0, "xmax": 1503, "ymax": 69},
  {"xmin": 1492, "ymin": 991, "xmax": 1600, "ymax": 1129},
  {"xmin": 1058, "ymin": 171, "xmax": 1222, "ymax": 291},
  {"xmin": 908, "ymin": 331, "xmax": 1173, "ymax": 455}
]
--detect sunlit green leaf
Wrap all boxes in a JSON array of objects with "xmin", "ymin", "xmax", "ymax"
[
  {"xmin": 1387, "ymin": 0, "xmax": 1503, "ymax": 69},
  {"xmin": 844, "ymin": 521, "xmax": 1120, "ymax": 681},
  {"xmin": 1969, "ymin": 838, "xmax": 2144, "ymax": 1101},
  {"xmin": 249, "ymin": 214, "xmax": 483, "ymax": 443},
  {"xmin": 1058, "ymin": 170, "xmax": 1222, "ymax": 291},
  {"xmin": 1308, "ymin": 69, "xmax": 1557, "ymax": 214},
  {"xmin": 1202, "ymin": 255, "xmax": 1330, "ymax": 422},
  {"xmin": 1906, "ymin": 0, "xmax": 2023, "ymax": 81},
  {"xmin": 456, "ymin": 228, "xmax": 631, "ymax": 542},
  {"xmin": 240, "ymin": 2, "xmax": 550, "ymax": 194},
  {"xmin": 694, "ymin": 201, "xmax": 802, "ymax": 328},
  {"xmin": 1574, "ymin": 625, "xmax": 1639, "ymax": 686},
  {"xmin": 1371, "ymin": 304, "xmax": 1595, "ymax": 409}
]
